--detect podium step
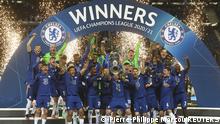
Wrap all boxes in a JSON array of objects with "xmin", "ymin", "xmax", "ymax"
[
  {"xmin": 0, "ymin": 107, "xmax": 220, "ymax": 124},
  {"xmin": 0, "ymin": 107, "xmax": 220, "ymax": 117},
  {"xmin": 0, "ymin": 117, "xmax": 65, "ymax": 124}
]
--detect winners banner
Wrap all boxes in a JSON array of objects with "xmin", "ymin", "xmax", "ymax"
[{"xmin": 0, "ymin": 0, "xmax": 220, "ymax": 108}]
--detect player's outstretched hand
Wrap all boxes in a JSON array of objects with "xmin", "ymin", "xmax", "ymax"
[
  {"xmin": 32, "ymin": 33, "xmax": 37, "ymax": 36},
  {"xmin": 163, "ymin": 83, "xmax": 170, "ymax": 88},
  {"xmin": 145, "ymin": 83, "xmax": 152, "ymax": 88},
  {"xmin": 184, "ymin": 56, "xmax": 189, "ymax": 60}
]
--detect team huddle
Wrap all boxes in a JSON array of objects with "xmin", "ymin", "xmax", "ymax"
[{"xmin": 25, "ymin": 32, "xmax": 190, "ymax": 124}]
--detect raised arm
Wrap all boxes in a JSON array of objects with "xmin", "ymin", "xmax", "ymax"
[
  {"xmin": 80, "ymin": 60, "xmax": 89, "ymax": 75},
  {"xmin": 81, "ymin": 36, "xmax": 95, "ymax": 64},
  {"xmin": 26, "ymin": 33, "xmax": 37, "ymax": 53},
  {"xmin": 140, "ymin": 57, "xmax": 146, "ymax": 74},
  {"xmin": 184, "ymin": 56, "xmax": 190, "ymax": 73},
  {"xmin": 30, "ymin": 74, "xmax": 39, "ymax": 86}
]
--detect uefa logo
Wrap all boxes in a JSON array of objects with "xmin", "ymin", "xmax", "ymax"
[
  {"xmin": 161, "ymin": 22, "xmax": 185, "ymax": 46},
  {"xmin": 41, "ymin": 22, "xmax": 66, "ymax": 46}
]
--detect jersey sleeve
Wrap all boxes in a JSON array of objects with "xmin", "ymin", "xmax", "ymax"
[
  {"xmin": 80, "ymin": 37, "xmax": 95, "ymax": 65},
  {"xmin": 30, "ymin": 74, "xmax": 39, "ymax": 85},
  {"xmin": 170, "ymin": 77, "xmax": 177, "ymax": 88}
]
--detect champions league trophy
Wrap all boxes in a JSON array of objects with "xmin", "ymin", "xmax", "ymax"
[{"xmin": 109, "ymin": 52, "xmax": 121, "ymax": 75}]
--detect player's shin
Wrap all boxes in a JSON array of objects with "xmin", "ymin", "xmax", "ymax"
[
  {"xmin": 42, "ymin": 118, "xmax": 47, "ymax": 124},
  {"xmin": 52, "ymin": 98, "xmax": 58, "ymax": 117},
  {"xmin": 79, "ymin": 118, "xmax": 84, "ymax": 124},
  {"xmin": 144, "ymin": 112, "xmax": 151, "ymax": 124},
  {"xmin": 67, "ymin": 111, "xmax": 73, "ymax": 124},
  {"xmin": 105, "ymin": 109, "xmax": 111, "ymax": 124},
  {"xmin": 168, "ymin": 111, "xmax": 176, "ymax": 124},
  {"xmin": 173, "ymin": 108, "xmax": 177, "ymax": 116},
  {"xmin": 78, "ymin": 108, "xmax": 85, "ymax": 124},
  {"xmin": 104, "ymin": 115, "xmax": 110, "ymax": 124},
  {"xmin": 125, "ymin": 109, "xmax": 132, "ymax": 124},
  {"xmin": 41, "ymin": 109, "xmax": 48, "ymax": 124},
  {"xmin": 72, "ymin": 111, "xmax": 78, "ymax": 124},
  {"xmin": 127, "ymin": 114, "xmax": 132, "ymax": 124},
  {"xmin": 182, "ymin": 108, "xmax": 188, "ymax": 118},
  {"xmin": 25, "ymin": 99, "xmax": 32, "ymax": 115},
  {"xmin": 34, "ymin": 117, "xmax": 40, "ymax": 124},
  {"xmin": 67, "ymin": 122, "xmax": 72, "ymax": 124},
  {"xmin": 62, "ymin": 101, "xmax": 67, "ymax": 118},
  {"xmin": 31, "ymin": 100, "xmax": 36, "ymax": 115},
  {"xmin": 182, "ymin": 108, "xmax": 188, "ymax": 124},
  {"xmin": 34, "ymin": 109, "xmax": 41, "ymax": 124},
  {"xmin": 95, "ymin": 109, "xmax": 100, "ymax": 124},
  {"xmin": 152, "ymin": 108, "xmax": 157, "ymax": 120},
  {"xmin": 88, "ymin": 109, "xmax": 93, "ymax": 124}
]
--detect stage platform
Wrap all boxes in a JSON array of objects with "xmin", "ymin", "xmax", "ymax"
[{"xmin": 0, "ymin": 107, "xmax": 220, "ymax": 124}]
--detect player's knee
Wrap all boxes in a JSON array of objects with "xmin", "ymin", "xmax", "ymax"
[
  {"xmin": 88, "ymin": 109, "xmax": 93, "ymax": 118},
  {"xmin": 35, "ymin": 108, "xmax": 41, "ymax": 114},
  {"xmin": 167, "ymin": 109, "xmax": 172, "ymax": 114},
  {"xmin": 125, "ymin": 109, "xmax": 131, "ymax": 115},
  {"xmin": 134, "ymin": 112, "xmax": 139, "ymax": 116},
  {"xmin": 44, "ymin": 109, "xmax": 48, "ymax": 115},
  {"xmin": 95, "ymin": 109, "xmax": 100, "ymax": 115},
  {"xmin": 78, "ymin": 109, "xmax": 84, "ymax": 118},
  {"xmin": 159, "ymin": 111, "xmax": 164, "ymax": 117},
  {"xmin": 42, "ymin": 109, "xmax": 48, "ymax": 118},
  {"xmin": 67, "ymin": 112, "xmax": 73, "ymax": 122},
  {"xmin": 53, "ymin": 97, "xmax": 58, "ymax": 103},
  {"xmin": 106, "ymin": 109, "xmax": 111, "ymax": 116},
  {"xmin": 67, "ymin": 110, "xmax": 73, "ymax": 117}
]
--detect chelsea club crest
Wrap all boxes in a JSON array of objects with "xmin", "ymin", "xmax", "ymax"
[
  {"xmin": 41, "ymin": 22, "xmax": 66, "ymax": 46},
  {"xmin": 161, "ymin": 22, "xmax": 185, "ymax": 46}
]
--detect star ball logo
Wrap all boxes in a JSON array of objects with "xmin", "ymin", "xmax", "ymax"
[
  {"xmin": 41, "ymin": 22, "xmax": 66, "ymax": 46},
  {"xmin": 161, "ymin": 22, "xmax": 185, "ymax": 46}
]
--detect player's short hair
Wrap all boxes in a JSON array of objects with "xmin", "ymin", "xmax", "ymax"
[
  {"xmin": 67, "ymin": 61, "xmax": 74, "ymax": 67},
  {"xmin": 128, "ymin": 49, "xmax": 134, "ymax": 53},
  {"xmin": 38, "ymin": 61, "xmax": 44, "ymax": 65},
  {"xmin": 67, "ymin": 63, "xmax": 75, "ymax": 71},
  {"xmin": 60, "ymin": 54, "xmax": 67, "ymax": 60},
  {"xmin": 164, "ymin": 66, "xmax": 171, "ymax": 72},
  {"xmin": 50, "ymin": 57, "xmax": 56, "ymax": 60},
  {"xmin": 73, "ymin": 54, "xmax": 80, "ymax": 57},
  {"xmin": 133, "ymin": 67, "xmax": 139, "ymax": 71},
  {"xmin": 41, "ymin": 62, "xmax": 48, "ymax": 67}
]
